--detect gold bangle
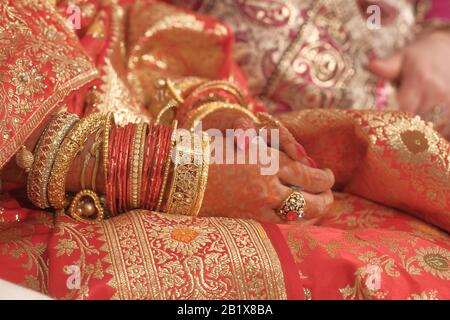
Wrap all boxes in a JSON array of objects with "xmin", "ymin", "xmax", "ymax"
[
  {"xmin": 102, "ymin": 112, "xmax": 115, "ymax": 184},
  {"xmin": 48, "ymin": 112, "xmax": 107, "ymax": 210},
  {"xmin": 186, "ymin": 80, "xmax": 248, "ymax": 107},
  {"xmin": 129, "ymin": 123, "xmax": 147, "ymax": 209},
  {"xmin": 183, "ymin": 101, "xmax": 259, "ymax": 129},
  {"xmin": 165, "ymin": 130, "xmax": 209, "ymax": 216},
  {"xmin": 189, "ymin": 131, "xmax": 210, "ymax": 216},
  {"xmin": 27, "ymin": 112, "xmax": 80, "ymax": 209},
  {"xmin": 155, "ymin": 120, "xmax": 178, "ymax": 212},
  {"xmin": 155, "ymin": 98, "xmax": 178, "ymax": 124}
]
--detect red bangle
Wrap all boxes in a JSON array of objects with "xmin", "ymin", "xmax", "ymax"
[
  {"xmin": 126, "ymin": 124, "xmax": 137, "ymax": 210},
  {"xmin": 141, "ymin": 123, "xmax": 154, "ymax": 207},
  {"xmin": 109, "ymin": 126, "xmax": 121, "ymax": 216},
  {"xmin": 145, "ymin": 125, "xmax": 161, "ymax": 209},
  {"xmin": 119, "ymin": 124, "xmax": 133, "ymax": 213},
  {"xmin": 106, "ymin": 127, "xmax": 116, "ymax": 217},
  {"xmin": 150, "ymin": 127, "xmax": 171, "ymax": 210}
]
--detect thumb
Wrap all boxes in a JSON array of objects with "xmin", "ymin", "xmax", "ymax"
[{"xmin": 368, "ymin": 51, "xmax": 403, "ymax": 81}]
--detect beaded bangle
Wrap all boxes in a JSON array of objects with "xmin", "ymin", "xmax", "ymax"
[
  {"xmin": 102, "ymin": 112, "xmax": 115, "ymax": 185},
  {"xmin": 129, "ymin": 123, "xmax": 147, "ymax": 209},
  {"xmin": 47, "ymin": 112, "xmax": 106, "ymax": 210},
  {"xmin": 27, "ymin": 112, "xmax": 79, "ymax": 209}
]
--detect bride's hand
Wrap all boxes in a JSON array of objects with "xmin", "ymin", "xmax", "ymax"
[{"xmin": 199, "ymin": 136, "xmax": 334, "ymax": 223}]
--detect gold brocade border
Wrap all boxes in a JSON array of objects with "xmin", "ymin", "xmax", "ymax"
[
  {"xmin": 0, "ymin": 70, "xmax": 99, "ymax": 169},
  {"xmin": 99, "ymin": 211, "xmax": 287, "ymax": 300}
]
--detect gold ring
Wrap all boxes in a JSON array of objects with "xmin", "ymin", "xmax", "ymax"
[{"xmin": 278, "ymin": 191, "xmax": 306, "ymax": 221}]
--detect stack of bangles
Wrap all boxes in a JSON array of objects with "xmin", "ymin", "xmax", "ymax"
[
  {"xmin": 155, "ymin": 78, "xmax": 259, "ymax": 127},
  {"xmin": 19, "ymin": 110, "xmax": 210, "ymax": 224}
]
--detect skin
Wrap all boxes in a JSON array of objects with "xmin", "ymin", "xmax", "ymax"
[
  {"xmin": 369, "ymin": 31, "xmax": 450, "ymax": 138},
  {"xmin": 2, "ymin": 115, "xmax": 335, "ymax": 224}
]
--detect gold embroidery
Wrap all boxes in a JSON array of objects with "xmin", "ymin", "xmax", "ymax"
[
  {"xmin": 408, "ymin": 290, "xmax": 439, "ymax": 300},
  {"xmin": 0, "ymin": 211, "xmax": 52, "ymax": 294},
  {"xmin": 0, "ymin": 0, "xmax": 97, "ymax": 168},
  {"xmin": 100, "ymin": 211, "xmax": 287, "ymax": 299},
  {"xmin": 54, "ymin": 216, "xmax": 104, "ymax": 299},
  {"xmin": 415, "ymin": 247, "xmax": 450, "ymax": 280}
]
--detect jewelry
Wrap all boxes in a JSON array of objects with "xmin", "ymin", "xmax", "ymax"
[
  {"xmin": 189, "ymin": 131, "xmax": 210, "ymax": 217},
  {"xmin": 80, "ymin": 128, "xmax": 103, "ymax": 190},
  {"xmin": 146, "ymin": 125, "xmax": 172, "ymax": 210},
  {"xmin": 102, "ymin": 112, "xmax": 115, "ymax": 185},
  {"xmin": 182, "ymin": 101, "xmax": 259, "ymax": 129},
  {"xmin": 153, "ymin": 126, "xmax": 173, "ymax": 210},
  {"xmin": 129, "ymin": 123, "xmax": 147, "ymax": 209},
  {"xmin": 278, "ymin": 191, "xmax": 306, "ymax": 222},
  {"xmin": 165, "ymin": 130, "xmax": 210, "ymax": 216},
  {"xmin": 15, "ymin": 146, "xmax": 34, "ymax": 173},
  {"xmin": 185, "ymin": 80, "xmax": 248, "ymax": 107},
  {"xmin": 155, "ymin": 120, "xmax": 178, "ymax": 212},
  {"xmin": 48, "ymin": 112, "xmax": 106, "ymax": 210},
  {"xmin": 68, "ymin": 189, "xmax": 105, "ymax": 224},
  {"xmin": 141, "ymin": 124, "xmax": 155, "ymax": 208},
  {"xmin": 155, "ymin": 98, "xmax": 178, "ymax": 124},
  {"xmin": 27, "ymin": 112, "xmax": 79, "ymax": 209}
]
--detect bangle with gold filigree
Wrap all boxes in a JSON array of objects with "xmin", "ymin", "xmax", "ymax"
[
  {"xmin": 48, "ymin": 112, "xmax": 107, "ymax": 210},
  {"xmin": 182, "ymin": 101, "xmax": 259, "ymax": 129},
  {"xmin": 165, "ymin": 130, "xmax": 210, "ymax": 216},
  {"xmin": 27, "ymin": 112, "xmax": 80, "ymax": 209},
  {"xmin": 129, "ymin": 122, "xmax": 148, "ymax": 209},
  {"xmin": 155, "ymin": 120, "xmax": 178, "ymax": 212}
]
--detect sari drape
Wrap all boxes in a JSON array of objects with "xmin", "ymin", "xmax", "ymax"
[{"xmin": 0, "ymin": 0, "xmax": 449, "ymax": 300}]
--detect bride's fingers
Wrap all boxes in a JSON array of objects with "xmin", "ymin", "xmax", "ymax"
[
  {"xmin": 302, "ymin": 190, "xmax": 334, "ymax": 219},
  {"xmin": 232, "ymin": 116, "xmax": 313, "ymax": 167},
  {"xmin": 278, "ymin": 152, "xmax": 335, "ymax": 194}
]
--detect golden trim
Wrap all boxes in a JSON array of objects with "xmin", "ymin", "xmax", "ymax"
[{"xmin": 100, "ymin": 211, "xmax": 287, "ymax": 299}]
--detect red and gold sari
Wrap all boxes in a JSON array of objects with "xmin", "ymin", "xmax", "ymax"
[{"xmin": 0, "ymin": 0, "xmax": 449, "ymax": 300}]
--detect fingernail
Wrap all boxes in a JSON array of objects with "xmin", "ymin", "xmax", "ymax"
[
  {"xmin": 305, "ymin": 156, "xmax": 317, "ymax": 168},
  {"xmin": 296, "ymin": 144, "xmax": 307, "ymax": 157}
]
